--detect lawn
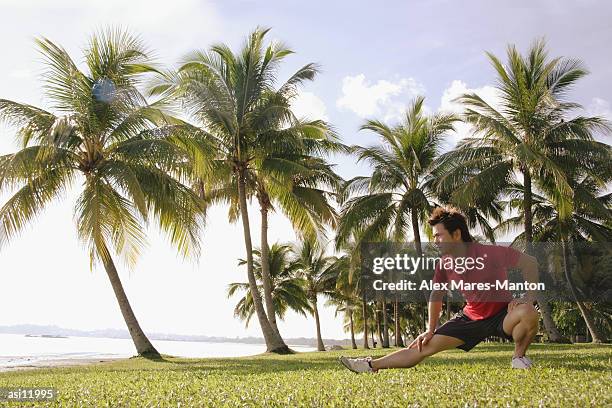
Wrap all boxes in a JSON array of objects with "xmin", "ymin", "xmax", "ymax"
[{"xmin": 0, "ymin": 343, "xmax": 610, "ymax": 407}]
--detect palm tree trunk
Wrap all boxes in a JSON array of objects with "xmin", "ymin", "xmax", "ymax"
[
  {"xmin": 523, "ymin": 168, "xmax": 534, "ymax": 246},
  {"xmin": 349, "ymin": 309, "xmax": 357, "ymax": 349},
  {"xmin": 561, "ymin": 240, "xmax": 605, "ymax": 343},
  {"xmin": 393, "ymin": 300, "xmax": 404, "ymax": 347},
  {"xmin": 312, "ymin": 297, "xmax": 325, "ymax": 351},
  {"xmin": 411, "ymin": 208, "xmax": 429, "ymax": 303},
  {"xmin": 411, "ymin": 208, "xmax": 423, "ymax": 257},
  {"xmin": 237, "ymin": 173, "xmax": 288, "ymax": 353},
  {"xmin": 398, "ymin": 301, "xmax": 405, "ymax": 347},
  {"xmin": 586, "ymin": 325, "xmax": 590, "ymax": 342},
  {"xmin": 362, "ymin": 295, "xmax": 370, "ymax": 349},
  {"xmin": 258, "ymin": 197, "xmax": 288, "ymax": 349},
  {"xmin": 381, "ymin": 300, "xmax": 390, "ymax": 348},
  {"xmin": 576, "ymin": 303, "xmax": 604, "ymax": 343},
  {"xmin": 375, "ymin": 305, "xmax": 383, "ymax": 346},
  {"xmin": 523, "ymin": 168, "xmax": 567, "ymax": 343},
  {"xmin": 393, "ymin": 300, "xmax": 399, "ymax": 347},
  {"xmin": 102, "ymin": 251, "xmax": 159, "ymax": 358}
]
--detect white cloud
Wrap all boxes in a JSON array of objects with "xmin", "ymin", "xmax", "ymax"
[
  {"xmin": 291, "ymin": 91, "xmax": 328, "ymax": 121},
  {"xmin": 586, "ymin": 97, "xmax": 612, "ymax": 119},
  {"xmin": 439, "ymin": 79, "xmax": 501, "ymax": 114},
  {"xmin": 586, "ymin": 97, "xmax": 612, "ymax": 143},
  {"xmin": 336, "ymin": 74, "xmax": 425, "ymax": 122},
  {"xmin": 438, "ymin": 80, "xmax": 502, "ymax": 150}
]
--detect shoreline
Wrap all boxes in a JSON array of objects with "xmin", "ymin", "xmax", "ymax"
[{"xmin": 0, "ymin": 357, "xmax": 125, "ymax": 373}]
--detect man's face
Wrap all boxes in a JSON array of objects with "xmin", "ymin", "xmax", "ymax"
[{"xmin": 432, "ymin": 223, "xmax": 462, "ymax": 254}]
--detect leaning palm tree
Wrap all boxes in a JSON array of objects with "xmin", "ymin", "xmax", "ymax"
[
  {"xmin": 194, "ymin": 85, "xmax": 343, "ymax": 344},
  {"xmin": 228, "ymin": 243, "xmax": 311, "ymax": 327},
  {"xmin": 292, "ymin": 240, "xmax": 338, "ymax": 351},
  {"xmin": 434, "ymin": 39, "xmax": 610, "ymax": 342},
  {"xmin": 201, "ymin": 113, "xmax": 341, "ymax": 345},
  {"xmin": 158, "ymin": 27, "xmax": 338, "ymax": 352},
  {"xmin": 0, "ymin": 29, "xmax": 207, "ymax": 358},
  {"xmin": 240, "ymin": 108, "xmax": 343, "ymax": 342}
]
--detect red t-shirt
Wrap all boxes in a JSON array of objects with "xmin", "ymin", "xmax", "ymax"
[{"xmin": 433, "ymin": 243, "xmax": 521, "ymax": 320}]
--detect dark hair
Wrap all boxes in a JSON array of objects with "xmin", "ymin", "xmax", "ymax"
[{"xmin": 428, "ymin": 207, "xmax": 473, "ymax": 242}]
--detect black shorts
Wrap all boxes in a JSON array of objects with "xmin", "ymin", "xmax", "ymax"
[{"xmin": 434, "ymin": 307, "xmax": 513, "ymax": 351}]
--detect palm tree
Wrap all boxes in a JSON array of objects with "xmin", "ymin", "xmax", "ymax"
[
  {"xmin": 497, "ymin": 182, "xmax": 611, "ymax": 245},
  {"xmin": 434, "ymin": 39, "xmax": 610, "ymax": 342},
  {"xmin": 204, "ymin": 112, "xmax": 342, "ymax": 346},
  {"xmin": 160, "ymin": 28, "xmax": 345, "ymax": 352},
  {"xmin": 337, "ymin": 96, "xmax": 458, "ymax": 253},
  {"xmin": 0, "ymin": 29, "xmax": 207, "ymax": 358},
  {"xmin": 161, "ymin": 27, "xmax": 330, "ymax": 352},
  {"xmin": 498, "ymin": 170, "xmax": 611, "ymax": 342},
  {"xmin": 379, "ymin": 300, "xmax": 391, "ymax": 348},
  {"xmin": 347, "ymin": 297, "xmax": 377, "ymax": 347},
  {"xmin": 228, "ymin": 243, "xmax": 311, "ymax": 327},
  {"xmin": 332, "ymin": 239, "xmax": 373, "ymax": 349},
  {"xmin": 325, "ymin": 252, "xmax": 361, "ymax": 349},
  {"xmin": 391, "ymin": 295, "xmax": 405, "ymax": 347},
  {"xmin": 326, "ymin": 292, "xmax": 360, "ymax": 349},
  {"xmin": 292, "ymin": 240, "xmax": 338, "ymax": 351},
  {"xmin": 336, "ymin": 96, "xmax": 458, "ymax": 328},
  {"xmin": 253, "ymin": 134, "xmax": 343, "ymax": 342}
]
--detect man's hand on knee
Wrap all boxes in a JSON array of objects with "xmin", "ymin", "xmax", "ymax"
[{"xmin": 408, "ymin": 330, "xmax": 434, "ymax": 352}]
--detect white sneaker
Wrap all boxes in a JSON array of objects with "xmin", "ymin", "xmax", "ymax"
[
  {"xmin": 511, "ymin": 355, "xmax": 533, "ymax": 369},
  {"xmin": 339, "ymin": 356, "xmax": 374, "ymax": 373}
]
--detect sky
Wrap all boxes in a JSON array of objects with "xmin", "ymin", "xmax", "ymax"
[{"xmin": 0, "ymin": 0, "xmax": 611, "ymax": 341}]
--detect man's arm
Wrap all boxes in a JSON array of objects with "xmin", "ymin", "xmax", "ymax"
[
  {"xmin": 427, "ymin": 290, "xmax": 444, "ymax": 332},
  {"xmin": 408, "ymin": 291, "xmax": 444, "ymax": 351},
  {"xmin": 511, "ymin": 253, "xmax": 539, "ymax": 310}
]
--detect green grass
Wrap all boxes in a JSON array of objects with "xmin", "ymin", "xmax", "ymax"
[{"xmin": 1, "ymin": 343, "xmax": 610, "ymax": 407}]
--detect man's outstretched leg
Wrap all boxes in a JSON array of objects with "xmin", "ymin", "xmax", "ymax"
[
  {"xmin": 372, "ymin": 334, "xmax": 464, "ymax": 370},
  {"xmin": 339, "ymin": 334, "xmax": 463, "ymax": 373}
]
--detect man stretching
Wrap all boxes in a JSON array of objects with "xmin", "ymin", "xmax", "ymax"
[{"xmin": 340, "ymin": 207, "xmax": 540, "ymax": 372}]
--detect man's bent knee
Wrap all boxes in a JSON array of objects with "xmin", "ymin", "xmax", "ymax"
[
  {"xmin": 504, "ymin": 304, "xmax": 539, "ymax": 334},
  {"xmin": 513, "ymin": 304, "xmax": 538, "ymax": 322},
  {"xmin": 518, "ymin": 304, "xmax": 539, "ymax": 324}
]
